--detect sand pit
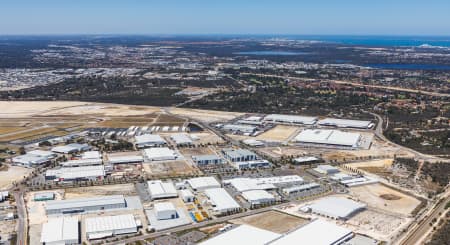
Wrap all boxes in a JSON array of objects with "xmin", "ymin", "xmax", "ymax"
[
  {"xmin": 230, "ymin": 210, "xmax": 308, "ymax": 233},
  {"xmin": 0, "ymin": 165, "xmax": 32, "ymax": 189},
  {"xmin": 257, "ymin": 125, "xmax": 300, "ymax": 142},
  {"xmin": 350, "ymin": 183, "xmax": 421, "ymax": 215},
  {"xmin": 380, "ymin": 194, "xmax": 402, "ymax": 200}
]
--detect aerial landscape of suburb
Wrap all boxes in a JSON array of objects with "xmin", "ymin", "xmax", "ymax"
[{"xmin": 0, "ymin": 1, "xmax": 450, "ymax": 245}]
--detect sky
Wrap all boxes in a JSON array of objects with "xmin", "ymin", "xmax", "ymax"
[{"xmin": 1, "ymin": 0, "xmax": 450, "ymax": 35}]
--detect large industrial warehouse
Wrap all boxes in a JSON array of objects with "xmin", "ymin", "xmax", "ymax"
[
  {"xmin": 294, "ymin": 129, "xmax": 362, "ymax": 148},
  {"xmin": 187, "ymin": 176, "xmax": 221, "ymax": 191},
  {"xmin": 45, "ymin": 165, "xmax": 105, "ymax": 181},
  {"xmin": 41, "ymin": 217, "xmax": 79, "ymax": 245},
  {"xmin": 199, "ymin": 224, "xmax": 281, "ymax": 245},
  {"xmin": 148, "ymin": 180, "xmax": 178, "ymax": 200},
  {"xmin": 268, "ymin": 219, "xmax": 353, "ymax": 245},
  {"xmin": 204, "ymin": 188, "xmax": 241, "ymax": 215},
  {"xmin": 264, "ymin": 114, "xmax": 317, "ymax": 125},
  {"xmin": 134, "ymin": 134, "xmax": 166, "ymax": 148},
  {"xmin": 318, "ymin": 118, "xmax": 373, "ymax": 129},
  {"xmin": 143, "ymin": 147, "xmax": 178, "ymax": 161},
  {"xmin": 45, "ymin": 195, "xmax": 127, "ymax": 215},
  {"xmin": 241, "ymin": 190, "xmax": 275, "ymax": 207},
  {"xmin": 85, "ymin": 214, "xmax": 138, "ymax": 240},
  {"xmin": 306, "ymin": 197, "xmax": 367, "ymax": 220}
]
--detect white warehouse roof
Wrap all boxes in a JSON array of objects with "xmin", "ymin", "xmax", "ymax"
[
  {"xmin": 170, "ymin": 134, "xmax": 193, "ymax": 145},
  {"xmin": 318, "ymin": 118, "xmax": 372, "ymax": 129},
  {"xmin": 295, "ymin": 129, "xmax": 361, "ymax": 147},
  {"xmin": 107, "ymin": 155, "xmax": 143, "ymax": 164},
  {"xmin": 41, "ymin": 217, "xmax": 79, "ymax": 244},
  {"xmin": 148, "ymin": 180, "xmax": 178, "ymax": 200},
  {"xmin": 241, "ymin": 190, "xmax": 275, "ymax": 204},
  {"xmin": 308, "ymin": 197, "xmax": 367, "ymax": 220},
  {"xmin": 187, "ymin": 177, "xmax": 221, "ymax": 191},
  {"xmin": 82, "ymin": 151, "xmax": 102, "ymax": 159},
  {"xmin": 268, "ymin": 219, "xmax": 353, "ymax": 245},
  {"xmin": 45, "ymin": 195, "xmax": 125, "ymax": 212},
  {"xmin": 264, "ymin": 114, "xmax": 317, "ymax": 125},
  {"xmin": 46, "ymin": 165, "xmax": 105, "ymax": 180},
  {"xmin": 199, "ymin": 224, "xmax": 281, "ymax": 245},
  {"xmin": 144, "ymin": 147, "xmax": 177, "ymax": 161},
  {"xmin": 135, "ymin": 134, "xmax": 166, "ymax": 147},
  {"xmin": 223, "ymin": 178, "xmax": 275, "ymax": 192},
  {"xmin": 204, "ymin": 188, "xmax": 240, "ymax": 213},
  {"xmin": 85, "ymin": 214, "xmax": 137, "ymax": 238}
]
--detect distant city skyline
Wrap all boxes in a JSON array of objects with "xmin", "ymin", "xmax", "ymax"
[{"xmin": 1, "ymin": 0, "xmax": 450, "ymax": 35}]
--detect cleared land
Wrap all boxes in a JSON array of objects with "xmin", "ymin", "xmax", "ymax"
[
  {"xmin": 347, "ymin": 209, "xmax": 408, "ymax": 241},
  {"xmin": 257, "ymin": 125, "xmax": 300, "ymax": 142},
  {"xmin": 230, "ymin": 210, "xmax": 308, "ymax": 233},
  {"xmin": 143, "ymin": 161, "xmax": 198, "ymax": 177},
  {"xmin": 349, "ymin": 183, "xmax": 421, "ymax": 215},
  {"xmin": 0, "ymin": 165, "xmax": 32, "ymax": 189},
  {"xmin": 64, "ymin": 183, "xmax": 137, "ymax": 199}
]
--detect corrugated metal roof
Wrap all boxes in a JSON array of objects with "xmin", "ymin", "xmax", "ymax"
[
  {"xmin": 85, "ymin": 214, "xmax": 137, "ymax": 233},
  {"xmin": 45, "ymin": 195, "xmax": 125, "ymax": 211},
  {"xmin": 40, "ymin": 217, "xmax": 79, "ymax": 243}
]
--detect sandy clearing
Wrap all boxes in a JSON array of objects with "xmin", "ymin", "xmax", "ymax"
[
  {"xmin": 256, "ymin": 125, "xmax": 300, "ymax": 142},
  {"xmin": 347, "ymin": 159, "xmax": 394, "ymax": 168},
  {"xmin": 64, "ymin": 183, "xmax": 137, "ymax": 199},
  {"xmin": 349, "ymin": 183, "xmax": 421, "ymax": 215},
  {"xmin": 0, "ymin": 165, "xmax": 32, "ymax": 189}
]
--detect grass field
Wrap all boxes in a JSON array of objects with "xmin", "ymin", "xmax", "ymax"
[{"xmin": 0, "ymin": 127, "xmax": 64, "ymax": 142}]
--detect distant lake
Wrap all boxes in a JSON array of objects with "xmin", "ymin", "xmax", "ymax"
[
  {"xmin": 367, "ymin": 63, "xmax": 450, "ymax": 70},
  {"xmin": 235, "ymin": 51, "xmax": 308, "ymax": 56}
]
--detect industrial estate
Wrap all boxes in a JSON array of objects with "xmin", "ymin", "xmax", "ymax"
[{"xmin": 0, "ymin": 100, "xmax": 447, "ymax": 245}]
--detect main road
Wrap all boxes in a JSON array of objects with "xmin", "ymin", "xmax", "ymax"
[
  {"xmin": 14, "ymin": 191, "xmax": 27, "ymax": 245},
  {"xmin": 399, "ymin": 188, "xmax": 450, "ymax": 245}
]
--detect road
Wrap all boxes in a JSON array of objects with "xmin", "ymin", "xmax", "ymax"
[
  {"xmin": 369, "ymin": 112, "xmax": 447, "ymax": 162},
  {"xmin": 14, "ymin": 192, "xmax": 27, "ymax": 245},
  {"xmin": 399, "ymin": 189, "xmax": 450, "ymax": 245}
]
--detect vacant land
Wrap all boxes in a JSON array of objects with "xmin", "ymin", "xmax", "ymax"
[
  {"xmin": 230, "ymin": 210, "xmax": 308, "ymax": 233},
  {"xmin": 64, "ymin": 183, "xmax": 137, "ymax": 199},
  {"xmin": 257, "ymin": 125, "xmax": 300, "ymax": 142},
  {"xmin": 347, "ymin": 209, "xmax": 408, "ymax": 241},
  {"xmin": 0, "ymin": 165, "xmax": 32, "ymax": 189},
  {"xmin": 143, "ymin": 161, "xmax": 198, "ymax": 177},
  {"xmin": 349, "ymin": 183, "xmax": 421, "ymax": 215}
]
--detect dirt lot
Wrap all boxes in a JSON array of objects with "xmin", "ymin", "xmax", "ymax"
[
  {"xmin": 349, "ymin": 183, "xmax": 421, "ymax": 216},
  {"xmin": 346, "ymin": 209, "xmax": 409, "ymax": 241},
  {"xmin": 257, "ymin": 125, "xmax": 300, "ymax": 142},
  {"xmin": 230, "ymin": 210, "xmax": 308, "ymax": 233},
  {"xmin": 64, "ymin": 183, "xmax": 137, "ymax": 199},
  {"xmin": 190, "ymin": 132, "xmax": 225, "ymax": 145},
  {"xmin": 143, "ymin": 161, "xmax": 199, "ymax": 177},
  {"xmin": 0, "ymin": 165, "xmax": 32, "ymax": 189},
  {"xmin": 258, "ymin": 146, "xmax": 310, "ymax": 159}
]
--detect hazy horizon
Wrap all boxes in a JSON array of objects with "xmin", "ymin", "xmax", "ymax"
[{"xmin": 1, "ymin": 0, "xmax": 450, "ymax": 36}]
